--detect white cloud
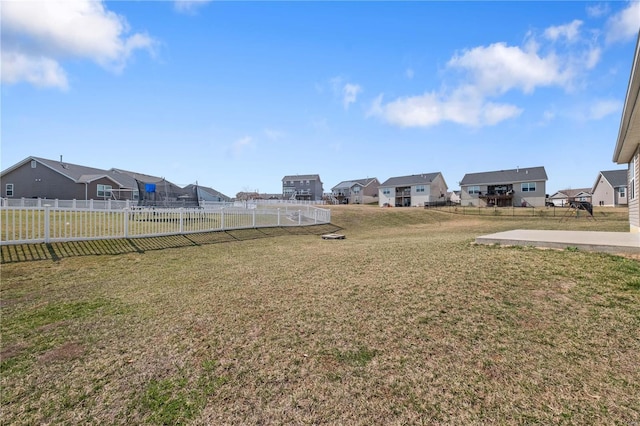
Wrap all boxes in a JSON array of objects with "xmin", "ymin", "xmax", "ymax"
[
  {"xmin": 343, "ymin": 83, "xmax": 362, "ymax": 109},
  {"xmin": 544, "ymin": 20, "xmax": 583, "ymax": 42},
  {"xmin": 229, "ymin": 136, "xmax": 254, "ymax": 157},
  {"xmin": 447, "ymin": 42, "xmax": 573, "ymax": 95},
  {"xmin": 368, "ymin": 89, "xmax": 522, "ymax": 128},
  {"xmin": 605, "ymin": 1, "xmax": 640, "ymax": 44},
  {"xmin": 586, "ymin": 3, "xmax": 609, "ymax": 18},
  {"xmin": 588, "ymin": 99, "xmax": 621, "ymax": 119},
  {"xmin": 174, "ymin": 0, "xmax": 212, "ymax": 15},
  {"xmin": 264, "ymin": 128, "xmax": 285, "ymax": 141},
  {"xmin": 370, "ymin": 39, "xmax": 575, "ymax": 128},
  {"xmin": 1, "ymin": 0, "xmax": 155, "ymax": 89},
  {"xmin": 329, "ymin": 77, "xmax": 362, "ymax": 109},
  {"xmin": 0, "ymin": 51, "xmax": 68, "ymax": 90}
]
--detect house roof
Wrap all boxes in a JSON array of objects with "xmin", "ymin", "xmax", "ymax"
[
  {"xmin": 598, "ymin": 169, "xmax": 628, "ymax": 188},
  {"xmin": 1, "ymin": 156, "xmax": 137, "ymax": 188},
  {"xmin": 550, "ymin": 188, "xmax": 592, "ymax": 199},
  {"xmin": 460, "ymin": 167, "xmax": 547, "ymax": 186},
  {"xmin": 331, "ymin": 177, "xmax": 378, "ymax": 191},
  {"xmin": 183, "ymin": 184, "xmax": 230, "ymax": 201},
  {"xmin": 613, "ymin": 32, "xmax": 640, "ymax": 164},
  {"xmin": 380, "ymin": 172, "xmax": 442, "ymax": 187},
  {"xmin": 1, "ymin": 156, "xmax": 180, "ymax": 190},
  {"xmin": 282, "ymin": 174, "xmax": 322, "ymax": 182}
]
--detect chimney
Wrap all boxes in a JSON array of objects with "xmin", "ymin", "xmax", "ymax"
[
  {"xmin": 516, "ymin": 166, "xmax": 519, "ymax": 173},
  {"xmin": 60, "ymin": 155, "xmax": 63, "ymax": 163}
]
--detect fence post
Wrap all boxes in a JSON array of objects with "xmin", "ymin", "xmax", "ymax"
[
  {"xmin": 179, "ymin": 208, "xmax": 184, "ymax": 233},
  {"xmin": 298, "ymin": 210, "xmax": 302, "ymax": 225},
  {"xmin": 252, "ymin": 209, "xmax": 256, "ymax": 227},
  {"xmin": 221, "ymin": 208, "xmax": 225, "ymax": 230},
  {"xmin": 314, "ymin": 209, "xmax": 317, "ymax": 224},
  {"xmin": 124, "ymin": 208, "xmax": 129, "ymax": 238},
  {"xmin": 277, "ymin": 208, "xmax": 281, "ymax": 226},
  {"xmin": 44, "ymin": 204, "xmax": 51, "ymax": 243},
  {"xmin": 90, "ymin": 199, "xmax": 94, "ymax": 211}
]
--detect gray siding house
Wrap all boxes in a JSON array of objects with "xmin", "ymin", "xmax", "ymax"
[
  {"xmin": 592, "ymin": 170, "xmax": 628, "ymax": 207},
  {"xmin": 613, "ymin": 33, "xmax": 640, "ymax": 233},
  {"xmin": 460, "ymin": 166, "xmax": 548, "ymax": 207},
  {"xmin": 1, "ymin": 156, "xmax": 139, "ymax": 201},
  {"xmin": 331, "ymin": 178, "xmax": 380, "ymax": 204},
  {"xmin": 183, "ymin": 184, "xmax": 231, "ymax": 203},
  {"xmin": 1, "ymin": 156, "xmax": 196, "ymax": 207},
  {"xmin": 282, "ymin": 174, "xmax": 324, "ymax": 201},
  {"xmin": 378, "ymin": 172, "xmax": 448, "ymax": 207}
]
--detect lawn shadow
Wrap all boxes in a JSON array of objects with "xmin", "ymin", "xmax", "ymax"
[{"xmin": 0, "ymin": 224, "xmax": 342, "ymax": 264}]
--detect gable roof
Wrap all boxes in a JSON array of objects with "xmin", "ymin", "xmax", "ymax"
[
  {"xmin": 598, "ymin": 169, "xmax": 628, "ymax": 188},
  {"xmin": 550, "ymin": 188, "xmax": 592, "ymax": 199},
  {"xmin": 460, "ymin": 167, "xmax": 547, "ymax": 186},
  {"xmin": 380, "ymin": 172, "xmax": 441, "ymax": 187},
  {"xmin": 331, "ymin": 177, "xmax": 378, "ymax": 191},
  {"xmin": 1, "ymin": 156, "xmax": 135, "ymax": 188},
  {"xmin": 183, "ymin": 184, "xmax": 231, "ymax": 201},
  {"xmin": 1, "ymin": 156, "xmax": 180, "ymax": 191},
  {"xmin": 282, "ymin": 174, "xmax": 322, "ymax": 182}
]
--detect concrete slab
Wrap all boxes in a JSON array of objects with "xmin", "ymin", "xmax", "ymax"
[{"xmin": 476, "ymin": 230, "xmax": 640, "ymax": 255}]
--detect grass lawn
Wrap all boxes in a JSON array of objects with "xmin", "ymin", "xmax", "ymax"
[{"xmin": 1, "ymin": 205, "xmax": 639, "ymax": 424}]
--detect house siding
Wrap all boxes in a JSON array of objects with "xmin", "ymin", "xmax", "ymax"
[
  {"xmin": 282, "ymin": 175, "xmax": 323, "ymax": 201},
  {"xmin": 592, "ymin": 179, "xmax": 611, "ymax": 206},
  {"xmin": 378, "ymin": 187, "xmax": 394, "ymax": 206},
  {"xmin": 461, "ymin": 181, "xmax": 546, "ymax": 207},
  {"xmin": 512, "ymin": 180, "xmax": 545, "ymax": 207},
  {"xmin": 1, "ymin": 162, "xmax": 86, "ymax": 200},
  {"xmin": 631, "ymin": 148, "xmax": 640, "ymax": 232}
]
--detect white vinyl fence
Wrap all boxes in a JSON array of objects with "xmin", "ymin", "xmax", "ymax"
[{"xmin": 0, "ymin": 202, "xmax": 331, "ymax": 245}]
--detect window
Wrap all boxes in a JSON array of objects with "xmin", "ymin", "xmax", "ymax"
[
  {"xmin": 31, "ymin": 160, "xmax": 37, "ymax": 168},
  {"xmin": 415, "ymin": 185, "xmax": 425, "ymax": 193},
  {"xmin": 468, "ymin": 186, "xmax": 480, "ymax": 195},
  {"xmin": 97, "ymin": 184, "xmax": 112, "ymax": 198},
  {"xmin": 6, "ymin": 183, "xmax": 14, "ymax": 197},
  {"xmin": 618, "ymin": 187, "xmax": 626, "ymax": 197},
  {"xmin": 382, "ymin": 188, "xmax": 391, "ymax": 195},
  {"xmin": 353, "ymin": 186, "xmax": 361, "ymax": 193},
  {"xmin": 521, "ymin": 182, "xmax": 536, "ymax": 192},
  {"xmin": 630, "ymin": 157, "xmax": 636, "ymax": 201}
]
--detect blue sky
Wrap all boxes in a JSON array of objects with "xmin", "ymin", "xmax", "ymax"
[{"xmin": 2, "ymin": 1, "xmax": 639, "ymax": 197}]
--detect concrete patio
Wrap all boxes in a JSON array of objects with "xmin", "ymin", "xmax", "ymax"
[{"xmin": 476, "ymin": 230, "xmax": 640, "ymax": 255}]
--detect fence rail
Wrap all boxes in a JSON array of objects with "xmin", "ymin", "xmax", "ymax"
[{"xmin": 0, "ymin": 203, "xmax": 331, "ymax": 245}]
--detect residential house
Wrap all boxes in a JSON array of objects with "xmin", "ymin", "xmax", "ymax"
[
  {"xmin": 378, "ymin": 172, "xmax": 448, "ymax": 207},
  {"xmin": 591, "ymin": 170, "xmax": 628, "ymax": 207},
  {"xmin": 331, "ymin": 178, "xmax": 380, "ymax": 204},
  {"xmin": 282, "ymin": 174, "xmax": 324, "ymax": 201},
  {"xmin": 1, "ymin": 156, "xmax": 140, "ymax": 201},
  {"xmin": 460, "ymin": 166, "xmax": 548, "ymax": 207},
  {"xmin": 183, "ymin": 184, "xmax": 231, "ymax": 203},
  {"xmin": 613, "ymin": 33, "xmax": 640, "ymax": 232},
  {"xmin": 1, "ymin": 156, "xmax": 196, "ymax": 207},
  {"xmin": 448, "ymin": 190, "xmax": 461, "ymax": 204},
  {"xmin": 548, "ymin": 188, "xmax": 592, "ymax": 207}
]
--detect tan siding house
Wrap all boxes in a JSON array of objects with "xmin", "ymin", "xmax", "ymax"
[
  {"xmin": 591, "ymin": 170, "xmax": 628, "ymax": 207},
  {"xmin": 378, "ymin": 172, "xmax": 448, "ymax": 207},
  {"xmin": 460, "ymin": 167, "xmax": 548, "ymax": 207},
  {"xmin": 613, "ymin": 34, "xmax": 640, "ymax": 233}
]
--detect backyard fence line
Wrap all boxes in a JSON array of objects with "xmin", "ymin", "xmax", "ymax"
[{"xmin": 0, "ymin": 203, "xmax": 331, "ymax": 246}]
